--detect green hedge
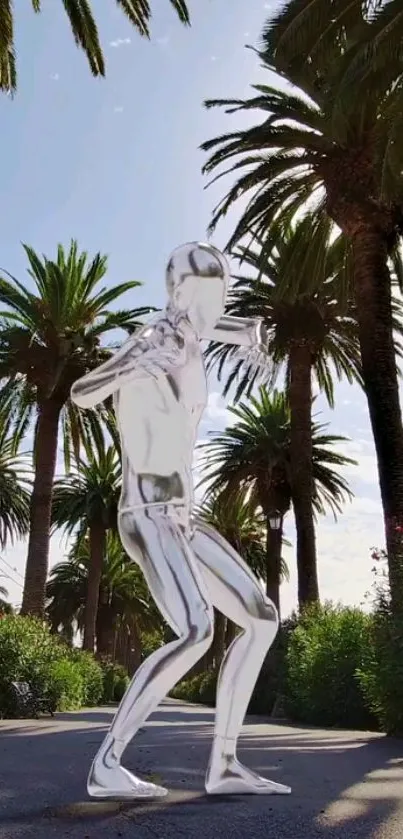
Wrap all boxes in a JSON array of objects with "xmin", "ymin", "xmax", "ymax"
[
  {"xmin": 171, "ymin": 670, "xmax": 218, "ymax": 706},
  {"xmin": 357, "ymin": 607, "xmax": 403, "ymax": 736},
  {"xmin": 141, "ymin": 630, "xmax": 166, "ymax": 660},
  {"xmin": 168, "ymin": 606, "xmax": 387, "ymax": 733},
  {"xmin": 0, "ymin": 615, "xmax": 103, "ymax": 718},
  {"xmin": 100, "ymin": 659, "xmax": 130, "ymax": 703},
  {"xmin": 70, "ymin": 649, "xmax": 104, "ymax": 706},
  {"xmin": 284, "ymin": 603, "xmax": 377, "ymax": 730},
  {"xmin": 46, "ymin": 658, "xmax": 84, "ymax": 711}
]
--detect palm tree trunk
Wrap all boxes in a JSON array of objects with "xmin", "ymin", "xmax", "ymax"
[
  {"xmin": 211, "ymin": 609, "xmax": 227, "ymax": 669},
  {"xmin": 21, "ymin": 399, "xmax": 61, "ymax": 617},
  {"xmin": 226, "ymin": 620, "xmax": 237, "ymax": 648},
  {"xmin": 265, "ymin": 519, "xmax": 281, "ymax": 619},
  {"xmin": 288, "ymin": 344, "xmax": 319, "ymax": 607},
  {"xmin": 96, "ymin": 602, "xmax": 116, "ymax": 657},
  {"xmin": 83, "ymin": 522, "xmax": 106, "ymax": 652},
  {"xmin": 128, "ymin": 617, "xmax": 142, "ymax": 676},
  {"xmin": 352, "ymin": 229, "xmax": 403, "ymax": 613},
  {"xmin": 115, "ymin": 623, "xmax": 127, "ymax": 667}
]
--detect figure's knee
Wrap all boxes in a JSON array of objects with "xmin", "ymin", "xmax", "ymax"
[{"xmin": 251, "ymin": 596, "xmax": 279, "ymax": 633}]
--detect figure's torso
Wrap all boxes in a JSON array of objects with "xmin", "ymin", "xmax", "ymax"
[{"xmin": 115, "ymin": 314, "xmax": 207, "ymax": 511}]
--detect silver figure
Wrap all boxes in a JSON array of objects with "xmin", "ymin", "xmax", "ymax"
[{"xmin": 71, "ymin": 242, "xmax": 291, "ymax": 799}]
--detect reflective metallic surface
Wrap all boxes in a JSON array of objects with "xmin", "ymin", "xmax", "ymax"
[{"xmin": 71, "ymin": 242, "xmax": 291, "ymax": 799}]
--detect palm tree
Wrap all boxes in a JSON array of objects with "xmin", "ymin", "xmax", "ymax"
[
  {"xmin": 1, "ymin": 1, "xmax": 191, "ymax": 94},
  {"xmin": 201, "ymin": 53, "xmax": 403, "ymax": 613},
  {"xmin": 263, "ymin": 0, "xmax": 403, "ymax": 127},
  {"xmin": 46, "ymin": 532, "xmax": 161, "ymax": 668},
  {"xmin": 198, "ymin": 388, "xmax": 355, "ymax": 611},
  {"xmin": 0, "ymin": 409, "xmax": 31, "ymax": 549},
  {"xmin": 205, "ymin": 218, "xmax": 362, "ymax": 604},
  {"xmin": 46, "ymin": 556, "xmax": 86, "ymax": 643},
  {"xmin": 0, "ymin": 240, "xmax": 151, "ymax": 618},
  {"xmin": 52, "ymin": 441, "xmax": 121, "ymax": 651}
]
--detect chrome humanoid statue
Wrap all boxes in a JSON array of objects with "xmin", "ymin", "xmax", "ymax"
[{"xmin": 71, "ymin": 242, "xmax": 291, "ymax": 800}]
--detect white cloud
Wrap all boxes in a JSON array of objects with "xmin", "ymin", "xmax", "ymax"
[
  {"xmin": 109, "ymin": 37, "xmax": 131, "ymax": 48},
  {"xmin": 342, "ymin": 439, "xmax": 378, "ymax": 486},
  {"xmin": 50, "ymin": 73, "xmax": 59, "ymax": 81},
  {"xmin": 156, "ymin": 35, "xmax": 170, "ymax": 47},
  {"xmin": 201, "ymin": 391, "xmax": 232, "ymax": 427},
  {"xmin": 280, "ymin": 494, "xmax": 384, "ymax": 618},
  {"xmin": 114, "ymin": 106, "xmax": 124, "ymax": 113}
]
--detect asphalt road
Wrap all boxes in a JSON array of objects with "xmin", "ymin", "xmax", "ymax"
[{"xmin": 1, "ymin": 699, "xmax": 403, "ymax": 839}]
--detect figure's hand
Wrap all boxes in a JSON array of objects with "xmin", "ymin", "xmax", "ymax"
[{"xmin": 239, "ymin": 319, "xmax": 271, "ymax": 384}]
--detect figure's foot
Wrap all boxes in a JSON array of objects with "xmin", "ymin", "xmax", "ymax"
[
  {"xmin": 87, "ymin": 759, "xmax": 168, "ymax": 800},
  {"xmin": 205, "ymin": 759, "xmax": 291, "ymax": 796}
]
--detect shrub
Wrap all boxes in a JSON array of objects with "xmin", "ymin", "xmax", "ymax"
[
  {"xmin": 357, "ymin": 612, "xmax": 403, "ymax": 735},
  {"xmin": 100, "ymin": 660, "xmax": 130, "ymax": 703},
  {"xmin": 69, "ymin": 650, "xmax": 104, "ymax": 706},
  {"xmin": 0, "ymin": 615, "xmax": 66, "ymax": 717},
  {"xmin": 171, "ymin": 670, "xmax": 218, "ymax": 706},
  {"xmin": 0, "ymin": 615, "xmax": 104, "ymax": 717},
  {"xmin": 284, "ymin": 603, "xmax": 377, "ymax": 730},
  {"xmin": 141, "ymin": 630, "xmax": 165, "ymax": 660},
  {"xmin": 46, "ymin": 659, "xmax": 84, "ymax": 711}
]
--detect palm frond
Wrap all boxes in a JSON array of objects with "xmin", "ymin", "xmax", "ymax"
[
  {"xmin": 197, "ymin": 387, "xmax": 354, "ymax": 525},
  {"xmin": 205, "ymin": 217, "xmax": 361, "ymax": 408}
]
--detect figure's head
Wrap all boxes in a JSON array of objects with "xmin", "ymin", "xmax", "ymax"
[{"xmin": 165, "ymin": 242, "xmax": 230, "ymax": 334}]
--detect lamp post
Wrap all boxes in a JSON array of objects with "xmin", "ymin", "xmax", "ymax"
[
  {"xmin": 266, "ymin": 510, "xmax": 283, "ymax": 617},
  {"xmin": 268, "ymin": 510, "xmax": 282, "ymax": 531}
]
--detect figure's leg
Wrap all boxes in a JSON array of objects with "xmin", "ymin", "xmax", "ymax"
[
  {"xmin": 191, "ymin": 519, "xmax": 291, "ymax": 796},
  {"xmin": 88, "ymin": 508, "xmax": 214, "ymax": 800}
]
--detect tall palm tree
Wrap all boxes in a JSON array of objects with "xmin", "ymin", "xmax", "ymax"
[
  {"xmin": 0, "ymin": 409, "xmax": 31, "ymax": 549},
  {"xmin": 0, "ymin": 240, "xmax": 151, "ymax": 618},
  {"xmin": 201, "ymin": 53, "xmax": 403, "ymax": 612},
  {"xmin": 198, "ymin": 388, "xmax": 355, "ymax": 611},
  {"xmin": 205, "ymin": 218, "xmax": 362, "ymax": 604},
  {"xmin": 1, "ymin": 1, "xmax": 191, "ymax": 94},
  {"xmin": 46, "ymin": 532, "xmax": 161, "ymax": 666},
  {"xmin": 52, "ymin": 441, "xmax": 121, "ymax": 651}
]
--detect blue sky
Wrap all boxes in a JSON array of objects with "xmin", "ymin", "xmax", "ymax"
[{"xmin": 0, "ymin": 0, "xmax": 385, "ymax": 615}]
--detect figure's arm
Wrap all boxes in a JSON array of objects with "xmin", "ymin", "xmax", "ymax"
[
  {"xmin": 71, "ymin": 322, "xmax": 186, "ymax": 410},
  {"xmin": 202, "ymin": 315, "xmax": 267, "ymax": 348},
  {"xmin": 71, "ymin": 344, "xmax": 149, "ymax": 409}
]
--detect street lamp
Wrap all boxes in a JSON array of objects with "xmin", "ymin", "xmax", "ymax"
[{"xmin": 268, "ymin": 510, "xmax": 282, "ymax": 530}]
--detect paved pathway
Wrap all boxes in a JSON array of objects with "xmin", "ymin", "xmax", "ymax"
[{"xmin": 0, "ymin": 699, "xmax": 403, "ymax": 838}]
